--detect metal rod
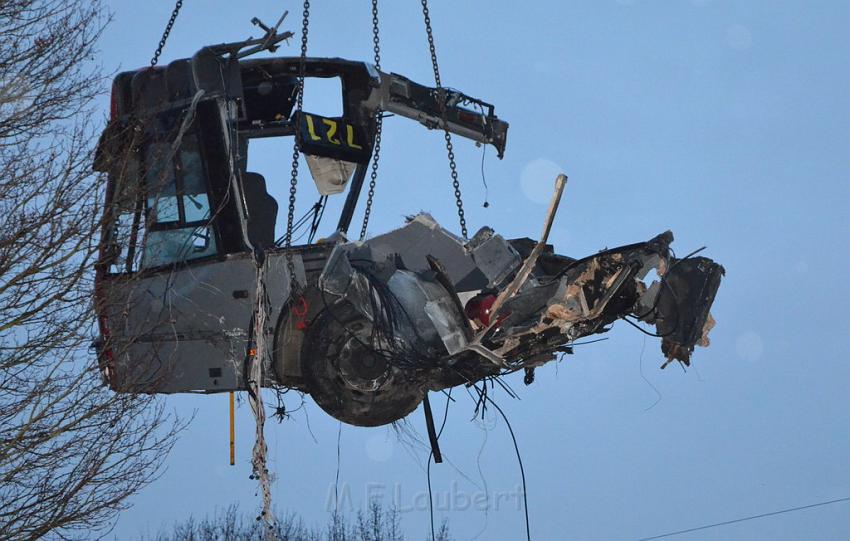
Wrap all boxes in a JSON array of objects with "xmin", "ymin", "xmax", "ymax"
[
  {"xmin": 336, "ymin": 163, "xmax": 369, "ymax": 235},
  {"xmin": 229, "ymin": 391, "xmax": 235, "ymax": 466},
  {"xmin": 490, "ymin": 174, "xmax": 567, "ymax": 318},
  {"xmin": 422, "ymin": 394, "xmax": 443, "ymax": 464},
  {"xmin": 461, "ymin": 174, "xmax": 567, "ymax": 367}
]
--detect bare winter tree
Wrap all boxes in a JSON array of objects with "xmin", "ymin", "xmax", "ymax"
[
  {"xmin": 0, "ymin": 1, "xmax": 180, "ymax": 539},
  {"xmin": 148, "ymin": 501, "xmax": 453, "ymax": 541}
]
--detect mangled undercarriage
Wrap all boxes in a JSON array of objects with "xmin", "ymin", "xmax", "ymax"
[{"xmin": 277, "ymin": 211, "xmax": 723, "ymax": 426}]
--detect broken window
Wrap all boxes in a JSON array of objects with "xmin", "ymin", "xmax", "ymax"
[
  {"xmin": 99, "ymin": 113, "xmax": 219, "ymax": 273},
  {"xmin": 141, "ymin": 132, "xmax": 217, "ymax": 268}
]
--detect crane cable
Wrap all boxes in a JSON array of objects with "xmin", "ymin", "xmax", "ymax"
[
  {"xmin": 358, "ymin": 0, "xmax": 383, "ymax": 241},
  {"xmin": 150, "ymin": 0, "xmax": 184, "ymax": 67},
  {"xmin": 420, "ymin": 0, "xmax": 469, "ymax": 239},
  {"xmin": 284, "ymin": 0, "xmax": 311, "ymax": 296}
]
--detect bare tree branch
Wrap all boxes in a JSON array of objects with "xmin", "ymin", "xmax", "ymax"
[{"xmin": 0, "ymin": 2, "xmax": 182, "ymax": 539}]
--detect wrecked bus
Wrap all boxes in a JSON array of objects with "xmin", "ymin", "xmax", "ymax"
[{"xmin": 93, "ymin": 43, "xmax": 723, "ymax": 427}]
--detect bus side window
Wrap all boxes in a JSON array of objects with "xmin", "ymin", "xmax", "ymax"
[
  {"xmin": 144, "ymin": 142, "xmax": 179, "ymax": 223},
  {"xmin": 140, "ymin": 132, "xmax": 218, "ymax": 269},
  {"xmin": 179, "ymin": 145, "xmax": 211, "ymax": 223}
]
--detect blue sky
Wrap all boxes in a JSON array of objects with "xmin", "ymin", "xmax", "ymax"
[{"xmin": 100, "ymin": 1, "xmax": 850, "ymax": 539}]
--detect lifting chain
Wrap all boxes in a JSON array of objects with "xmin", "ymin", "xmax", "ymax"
[
  {"xmin": 150, "ymin": 0, "xmax": 184, "ymax": 67},
  {"xmin": 359, "ymin": 0, "xmax": 383, "ymax": 241},
  {"xmin": 285, "ymin": 0, "xmax": 311, "ymax": 294},
  {"xmin": 420, "ymin": 0, "xmax": 468, "ymax": 239}
]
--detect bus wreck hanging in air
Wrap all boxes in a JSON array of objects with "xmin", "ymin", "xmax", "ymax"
[{"xmin": 93, "ymin": 40, "xmax": 724, "ymax": 427}]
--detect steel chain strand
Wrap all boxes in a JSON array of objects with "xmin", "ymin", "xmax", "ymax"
[
  {"xmin": 359, "ymin": 117, "xmax": 382, "ymax": 240},
  {"xmin": 420, "ymin": 0, "xmax": 441, "ymax": 87},
  {"xmin": 444, "ymin": 130, "xmax": 466, "ymax": 236},
  {"xmin": 420, "ymin": 0, "xmax": 468, "ymax": 239},
  {"xmin": 150, "ymin": 0, "xmax": 184, "ymax": 67},
  {"xmin": 371, "ymin": 0, "xmax": 381, "ymax": 71},
  {"xmin": 285, "ymin": 0, "xmax": 310, "ymax": 295},
  {"xmin": 359, "ymin": 0, "xmax": 383, "ymax": 240}
]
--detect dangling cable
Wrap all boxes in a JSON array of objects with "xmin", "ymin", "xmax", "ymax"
[
  {"xmin": 427, "ymin": 389, "xmax": 453, "ymax": 541},
  {"xmin": 246, "ymin": 2, "xmax": 310, "ymax": 534},
  {"xmin": 333, "ymin": 421, "xmax": 342, "ymax": 518},
  {"xmin": 480, "ymin": 142, "xmax": 490, "ymax": 208},
  {"xmin": 248, "ymin": 255, "xmax": 274, "ymax": 529},
  {"xmin": 307, "ymin": 195, "xmax": 327, "ymax": 244},
  {"xmin": 485, "ymin": 394, "xmax": 531, "ymax": 541},
  {"xmin": 468, "ymin": 384, "xmax": 530, "ymax": 539},
  {"xmin": 477, "ymin": 102, "xmax": 490, "ymax": 208}
]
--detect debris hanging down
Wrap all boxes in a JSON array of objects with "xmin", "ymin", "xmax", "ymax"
[{"xmin": 248, "ymin": 257, "xmax": 273, "ymax": 528}]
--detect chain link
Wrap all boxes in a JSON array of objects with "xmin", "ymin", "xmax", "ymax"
[
  {"xmin": 285, "ymin": 0, "xmax": 310, "ymax": 294},
  {"xmin": 150, "ymin": 0, "xmax": 183, "ymax": 67},
  {"xmin": 359, "ymin": 0, "xmax": 383, "ymax": 241},
  {"xmin": 359, "ymin": 117, "xmax": 382, "ymax": 241},
  {"xmin": 420, "ymin": 0, "xmax": 440, "ymax": 87},
  {"xmin": 420, "ymin": 0, "xmax": 468, "ymax": 239},
  {"xmin": 443, "ymin": 130, "xmax": 466, "ymax": 237}
]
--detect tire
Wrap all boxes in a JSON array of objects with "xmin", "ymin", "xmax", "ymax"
[{"xmin": 300, "ymin": 308, "xmax": 424, "ymax": 427}]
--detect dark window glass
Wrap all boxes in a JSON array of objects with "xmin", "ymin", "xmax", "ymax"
[{"xmin": 138, "ymin": 131, "xmax": 217, "ymax": 269}]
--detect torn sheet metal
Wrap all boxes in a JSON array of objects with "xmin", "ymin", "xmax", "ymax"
[{"xmin": 289, "ymin": 212, "xmax": 724, "ymax": 425}]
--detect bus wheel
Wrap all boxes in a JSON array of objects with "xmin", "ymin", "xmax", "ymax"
[{"xmin": 301, "ymin": 309, "xmax": 423, "ymax": 427}]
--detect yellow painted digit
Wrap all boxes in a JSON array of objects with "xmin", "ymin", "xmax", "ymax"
[
  {"xmin": 346, "ymin": 124, "xmax": 363, "ymax": 150},
  {"xmin": 305, "ymin": 114, "xmax": 322, "ymax": 141},
  {"xmin": 322, "ymin": 118, "xmax": 340, "ymax": 145}
]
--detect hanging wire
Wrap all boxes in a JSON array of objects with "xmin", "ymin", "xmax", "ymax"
[
  {"xmin": 483, "ymin": 392, "xmax": 531, "ymax": 541},
  {"xmin": 427, "ymin": 389, "xmax": 453, "ymax": 541},
  {"xmin": 480, "ymin": 142, "xmax": 490, "ymax": 208},
  {"xmin": 275, "ymin": 197, "xmax": 323, "ymax": 246},
  {"xmin": 307, "ymin": 195, "xmax": 327, "ymax": 244},
  {"xmin": 333, "ymin": 422, "xmax": 342, "ymax": 518}
]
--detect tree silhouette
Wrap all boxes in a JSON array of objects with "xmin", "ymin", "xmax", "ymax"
[{"xmin": 0, "ymin": 1, "xmax": 180, "ymax": 538}]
